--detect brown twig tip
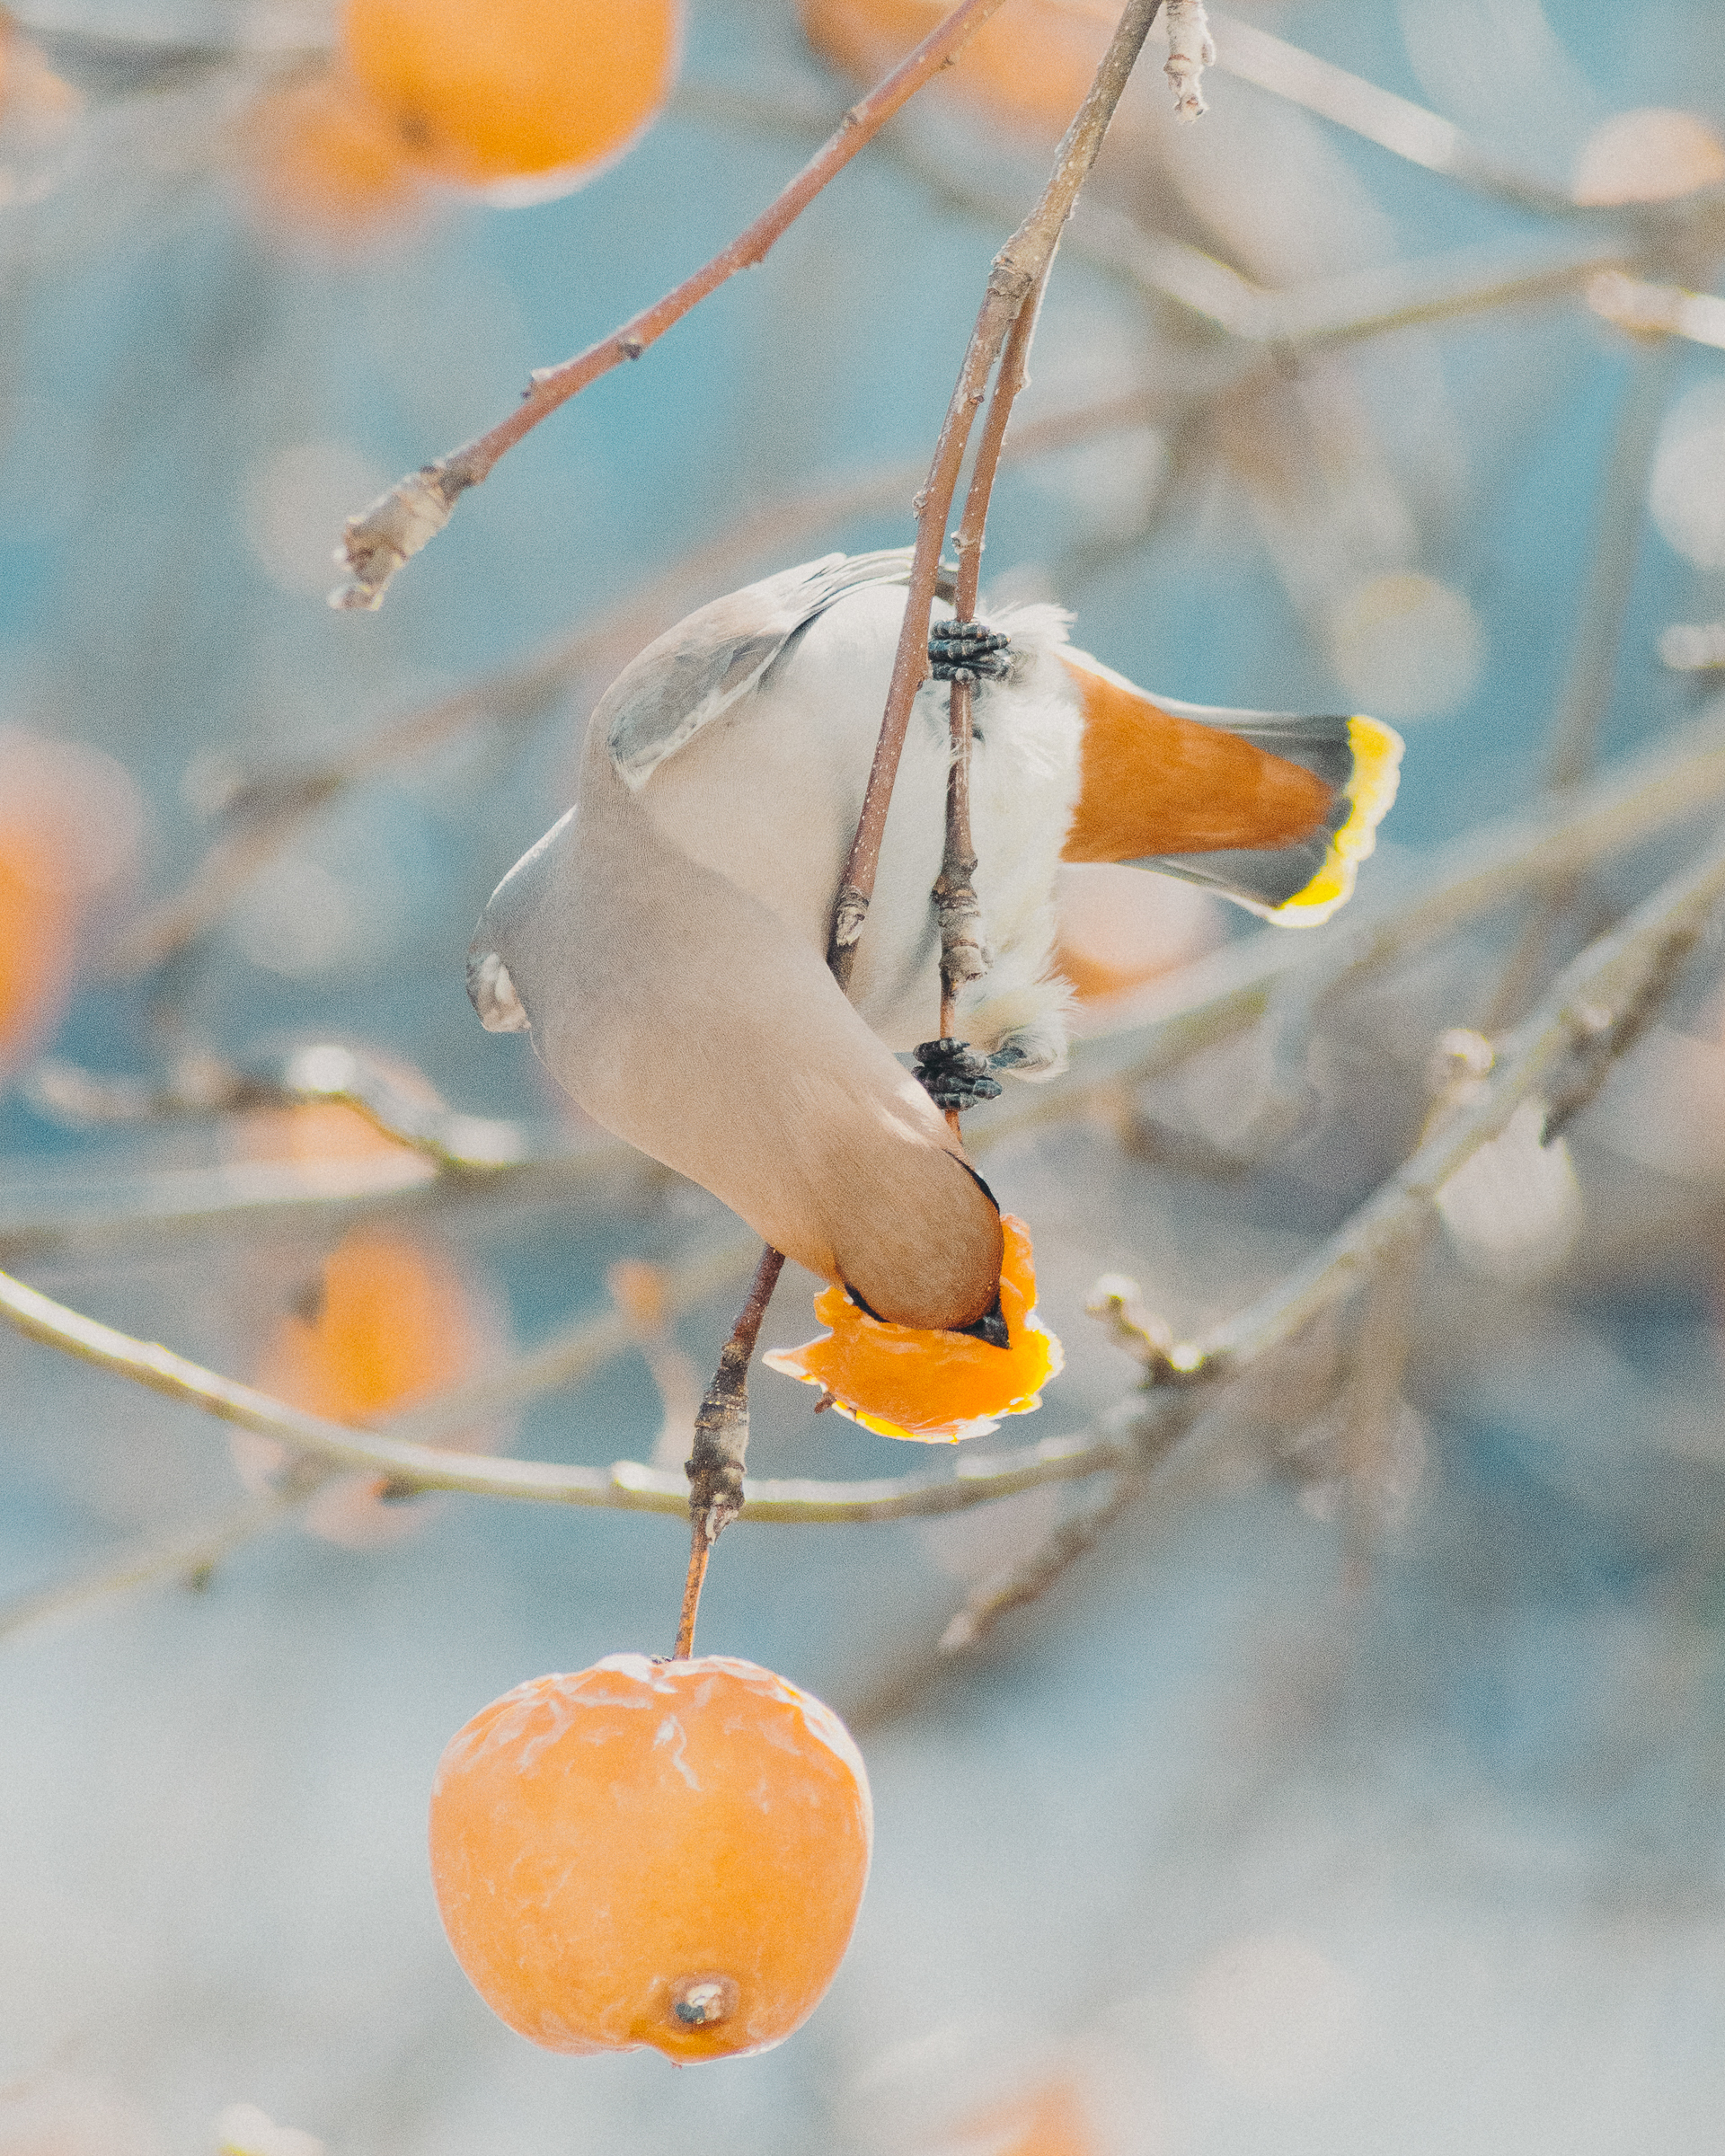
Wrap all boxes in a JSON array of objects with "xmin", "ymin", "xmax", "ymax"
[
  {"xmin": 1086, "ymin": 1272, "xmax": 1171, "ymax": 1357},
  {"xmin": 1086, "ymin": 1274, "xmax": 1216, "ymax": 1386},
  {"xmin": 328, "ymin": 461, "xmax": 474, "ymax": 613},
  {"xmin": 1164, "ymin": 0, "xmax": 1216, "ymax": 119}
]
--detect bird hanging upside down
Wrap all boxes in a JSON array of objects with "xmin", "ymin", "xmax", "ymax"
[{"xmin": 468, "ymin": 549, "xmax": 1402, "ymax": 1434}]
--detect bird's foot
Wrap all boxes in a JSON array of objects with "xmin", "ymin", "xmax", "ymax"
[
  {"xmin": 912, "ymin": 1038, "xmax": 1004, "ymax": 1113},
  {"xmin": 928, "ymin": 620, "xmax": 1011, "ymax": 685}
]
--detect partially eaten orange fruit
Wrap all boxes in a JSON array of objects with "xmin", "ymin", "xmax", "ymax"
[
  {"xmin": 429, "ymin": 1655, "xmax": 872, "ymax": 2061},
  {"xmin": 766, "ymin": 1214, "xmax": 1063, "ymax": 1443}
]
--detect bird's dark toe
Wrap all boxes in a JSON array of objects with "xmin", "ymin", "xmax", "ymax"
[
  {"xmin": 928, "ymin": 620, "xmax": 1012, "ymax": 683},
  {"xmin": 956, "ymin": 1294, "xmax": 1010, "ymax": 1351},
  {"xmin": 912, "ymin": 1038, "xmax": 1004, "ymax": 1112}
]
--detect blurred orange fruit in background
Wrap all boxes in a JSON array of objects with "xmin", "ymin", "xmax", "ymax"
[
  {"xmin": 341, "ymin": 0, "xmax": 683, "ymax": 200},
  {"xmin": 429, "ymin": 1655, "xmax": 872, "ymax": 2060},
  {"xmin": 0, "ymin": 13, "xmax": 80, "ymax": 128},
  {"xmin": 0, "ymin": 731, "xmax": 142, "ymax": 1079},
  {"xmin": 949, "ymin": 2078, "xmax": 1098, "ymax": 2156},
  {"xmin": 1053, "ymin": 861, "xmax": 1223, "ymax": 1006},
  {"xmin": 799, "ymin": 0, "xmax": 1114, "ymax": 142},
  {"xmin": 235, "ymin": 1224, "xmax": 500, "ymax": 1545},
  {"xmin": 0, "ymin": 830, "xmax": 76, "ymax": 1074},
  {"xmin": 240, "ymin": 67, "xmax": 431, "ymax": 246}
]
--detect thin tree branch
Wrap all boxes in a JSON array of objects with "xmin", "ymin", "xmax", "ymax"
[
  {"xmin": 674, "ymin": 1245, "xmax": 785, "ymax": 1657},
  {"xmin": 327, "ymin": 0, "xmax": 1017, "ymax": 610},
  {"xmin": 1481, "ymin": 335, "xmax": 1682, "ymax": 1031},
  {"xmin": 11, "ymin": 819, "xmax": 1723, "ymax": 1544},
  {"xmin": 13, "ymin": 708, "xmax": 1725, "ymax": 1266},
  {"xmin": 0, "ymin": 1139, "xmax": 641, "ymax": 1259},
  {"xmin": 29, "ymin": 1042, "xmax": 528, "ymax": 1171},
  {"xmin": 939, "ymin": 825, "xmax": 1725, "ymax": 1640},
  {"xmin": 932, "ymin": 261, "xmax": 1055, "ymax": 1078},
  {"xmin": 1166, "ymin": 824, "xmax": 1725, "ymax": 1383},
  {"xmin": 827, "ymin": 0, "xmax": 1167, "ymax": 984},
  {"xmin": 0, "ymin": 1258, "xmax": 1135, "ymax": 1519},
  {"xmin": 1205, "ymin": 8, "xmax": 1578, "ymax": 218},
  {"xmin": 0, "ymin": 1482, "xmax": 322, "ymax": 1645}
]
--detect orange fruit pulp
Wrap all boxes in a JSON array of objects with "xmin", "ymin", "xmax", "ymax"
[
  {"xmin": 765, "ymin": 1213, "xmax": 1063, "ymax": 1442},
  {"xmin": 429, "ymin": 1655, "xmax": 872, "ymax": 2061},
  {"xmin": 341, "ymin": 0, "xmax": 683, "ymax": 198}
]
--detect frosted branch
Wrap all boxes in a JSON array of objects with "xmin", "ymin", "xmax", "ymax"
[{"xmin": 1163, "ymin": 0, "xmax": 1215, "ymax": 119}]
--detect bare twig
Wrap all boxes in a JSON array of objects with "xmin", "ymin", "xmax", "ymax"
[
  {"xmin": 935, "ymin": 263, "xmax": 1056, "ymax": 1071},
  {"xmin": 941, "ymin": 826, "xmax": 1725, "ymax": 1639},
  {"xmin": 29, "ymin": 1042, "xmax": 527, "ymax": 1171},
  {"xmin": 1206, "ymin": 8, "xmax": 1575, "ymax": 217},
  {"xmin": 674, "ymin": 1247, "xmax": 785, "ymax": 1657},
  {"xmin": 0, "ymin": 1137, "xmax": 642, "ymax": 1259},
  {"xmin": 0, "ymin": 1481, "xmax": 320, "ymax": 1646},
  {"xmin": 1588, "ymin": 270, "xmax": 1725, "ymax": 354},
  {"xmin": 327, "ymin": 0, "xmax": 1016, "ymax": 610},
  {"xmin": 1481, "ymin": 335, "xmax": 1682, "ymax": 1030},
  {"xmin": 1170, "ymin": 826, "xmax": 1725, "ymax": 1382},
  {"xmin": 0, "ymin": 1255, "xmax": 1133, "ymax": 1521},
  {"xmin": 1661, "ymin": 623, "xmax": 1725, "ymax": 672},
  {"xmin": 938, "ymin": 1389, "xmax": 1203, "ymax": 1649},
  {"xmin": 827, "ymin": 0, "xmax": 1167, "ymax": 983},
  {"xmin": 1335, "ymin": 1224, "xmax": 1427, "ymax": 1593},
  {"xmin": 939, "ymin": 1468, "xmax": 1142, "ymax": 1650}
]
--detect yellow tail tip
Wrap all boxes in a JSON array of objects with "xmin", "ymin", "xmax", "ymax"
[{"xmin": 1268, "ymin": 714, "xmax": 1403, "ymax": 924}]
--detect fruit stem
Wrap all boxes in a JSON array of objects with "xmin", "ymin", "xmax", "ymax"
[{"xmin": 674, "ymin": 1244, "xmax": 784, "ymax": 1657}]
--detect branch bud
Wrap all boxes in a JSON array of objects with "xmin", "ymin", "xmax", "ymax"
[{"xmin": 328, "ymin": 460, "xmax": 473, "ymax": 612}]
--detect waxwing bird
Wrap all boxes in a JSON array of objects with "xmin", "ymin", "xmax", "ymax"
[{"xmin": 468, "ymin": 549, "xmax": 1402, "ymax": 1339}]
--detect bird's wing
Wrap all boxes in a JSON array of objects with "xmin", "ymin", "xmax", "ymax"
[{"xmin": 604, "ymin": 549, "xmax": 916, "ymax": 788}]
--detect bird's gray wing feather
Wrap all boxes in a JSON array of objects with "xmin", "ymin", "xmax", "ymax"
[{"xmin": 605, "ymin": 548, "xmax": 915, "ymax": 787}]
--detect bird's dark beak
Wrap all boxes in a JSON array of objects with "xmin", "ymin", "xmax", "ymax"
[{"xmin": 956, "ymin": 1293, "xmax": 1009, "ymax": 1351}]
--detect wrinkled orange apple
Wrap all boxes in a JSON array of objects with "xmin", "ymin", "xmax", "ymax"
[
  {"xmin": 429, "ymin": 1655, "xmax": 872, "ymax": 2061},
  {"xmin": 766, "ymin": 1214, "xmax": 1062, "ymax": 1442}
]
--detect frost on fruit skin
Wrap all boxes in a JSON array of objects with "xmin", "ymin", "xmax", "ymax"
[{"xmin": 429, "ymin": 1655, "xmax": 872, "ymax": 2062}]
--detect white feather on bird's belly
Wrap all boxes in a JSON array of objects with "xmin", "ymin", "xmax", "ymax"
[{"xmin": 634, "ymin": 586, "xmax": 1084, "ymax": 1074}]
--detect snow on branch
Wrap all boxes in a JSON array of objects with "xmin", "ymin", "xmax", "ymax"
[{"xmin": 1163, "ymin": 0, "xmax": 1215, "ymax": 119}]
